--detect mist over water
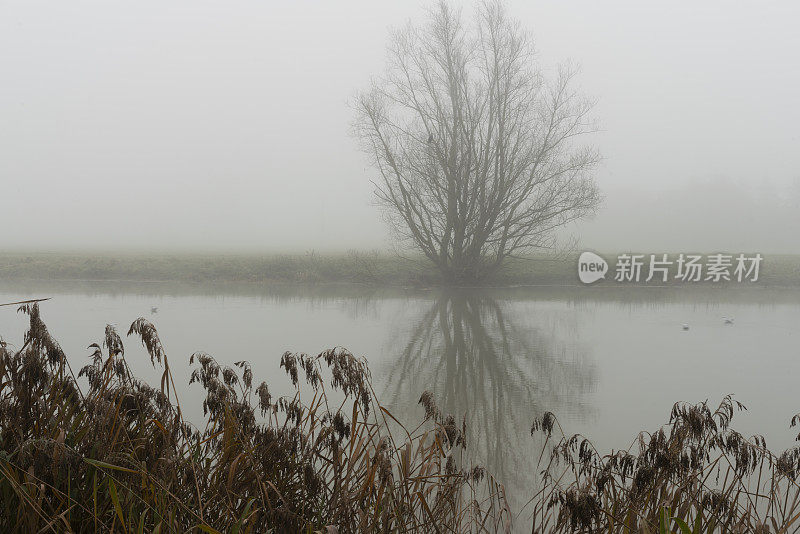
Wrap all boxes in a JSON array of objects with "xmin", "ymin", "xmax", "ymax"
[{"xmin": 4, "ymin": 2, "xmax": 800, "ymax": 530}]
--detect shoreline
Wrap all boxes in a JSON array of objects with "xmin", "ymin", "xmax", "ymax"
[{"xmin": 0, "ymin": 251, "xmax": 798, "ymax": 288}]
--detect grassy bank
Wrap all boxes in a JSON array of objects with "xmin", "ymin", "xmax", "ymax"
[
  {"xmin": 4, "ymin": 304, "xmax": 800, "ymax": 531},
  {"xmin": 1, "ymin": 251, "xmax": 799, "ymax": 287}
]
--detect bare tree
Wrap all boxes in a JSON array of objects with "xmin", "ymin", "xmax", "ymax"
[{"xmin": 354, "ymin": 1, "xmax": 601, "ymax": 283}]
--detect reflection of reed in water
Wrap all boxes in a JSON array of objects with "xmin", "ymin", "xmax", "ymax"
[{"xmin": 379, "ymin": 292, "xmax": 597, "ymax": 499}]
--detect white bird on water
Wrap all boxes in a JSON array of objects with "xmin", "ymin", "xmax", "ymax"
[
  {"xmin": 682, "ymin": 323, "xmax": 690, "ymax": 331},
  {"xmin": 723, "ymin": 317, "xmax": 734, "ymax": 325},
  {"xmin": 151, "ymin": 306, "xmax": 159, "ymax": 314}
]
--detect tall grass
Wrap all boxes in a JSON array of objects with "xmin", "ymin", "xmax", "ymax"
[
  {"xmin": 529, "ymin": 399, "xmax": 800, "ymax": 532},
  {"xmin": 3, "ymin": 303, "xmax": 800, "ymax": 532},
  {"xmin": 0, "ymin": 303, "xmax": 509, "ymax": 532}
]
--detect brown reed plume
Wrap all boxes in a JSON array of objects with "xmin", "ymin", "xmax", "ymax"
[
  {"xmin": 5, "ymin": 302, "xmax": 800, "ymax": 532},
  {"xmin": 0, "ymin": 303, "xmax": 509, "ymax": 532},
  {"xmin": 529, "ymin": 396, "xmax": 800, "ymax": 532}
]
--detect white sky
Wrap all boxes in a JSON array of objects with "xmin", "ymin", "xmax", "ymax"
[{"xmin": 1, "ymin": 1, "xmax": 799, "ymax": 253}]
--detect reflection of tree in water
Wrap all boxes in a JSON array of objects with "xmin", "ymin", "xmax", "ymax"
[{"xmin": 380, "ymin": 291, "xmax": 597, "ymax": 500}]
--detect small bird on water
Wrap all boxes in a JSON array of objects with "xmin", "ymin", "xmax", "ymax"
[
  {"xmin": 723, "ymin": 317, "xmax": 734, "ymax": 325},
  {"xmin": 151, "ymin": 307, "xmax": 158, "ymax": 314},
  {"xmin": 682, "ymin": 323, "xmax": 690, "ymax": 331}
]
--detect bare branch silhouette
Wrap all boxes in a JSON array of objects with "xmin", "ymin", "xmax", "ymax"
[{"xmin": 354, "ymin": 2, "xmax": 600, "ymax": 283}]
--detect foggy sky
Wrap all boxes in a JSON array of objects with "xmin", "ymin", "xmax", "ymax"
[{"xmin": 2, "ymin": 1, "xmax": 799, "ymax": 254}]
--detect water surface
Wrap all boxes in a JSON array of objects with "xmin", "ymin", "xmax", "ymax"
[{"xmin": 1, "ymin": 280, "xmax": 798, "ymax": 502}]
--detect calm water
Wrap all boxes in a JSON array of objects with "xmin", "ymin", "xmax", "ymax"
[{"xmin": 2, "ymin": 280, "xmax": 799, "ymax": 501}]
